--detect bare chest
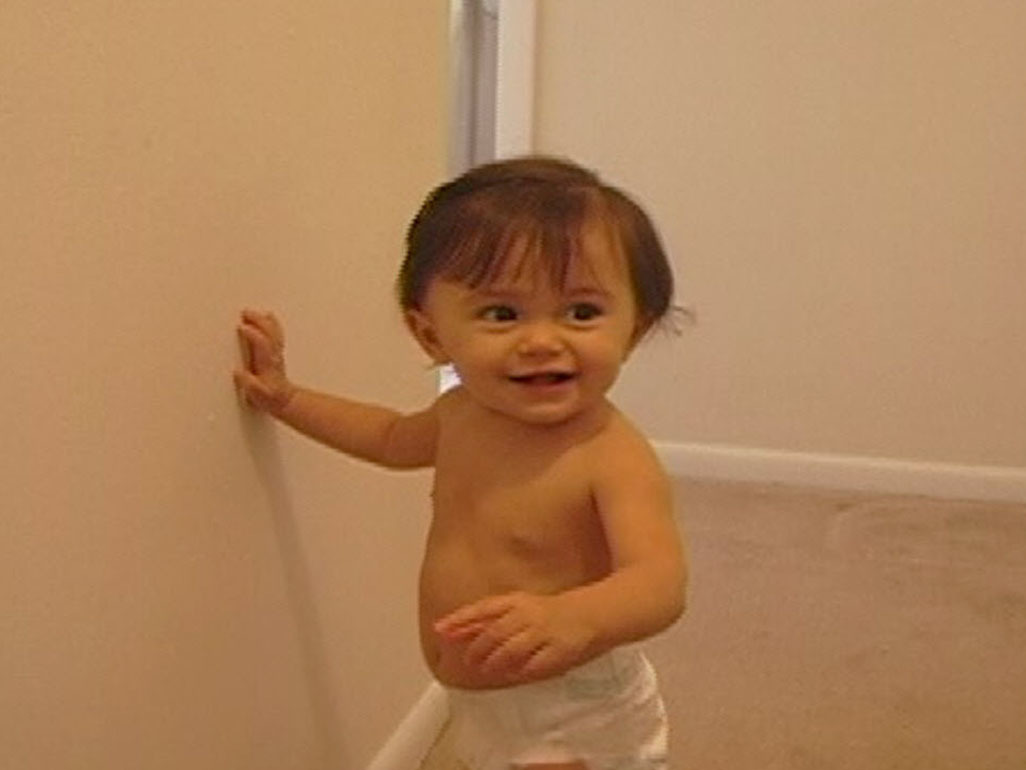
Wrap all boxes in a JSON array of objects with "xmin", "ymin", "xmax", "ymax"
[{"xmin": 431, "ymin": 428, "xmax": 605, "ymax": 567}]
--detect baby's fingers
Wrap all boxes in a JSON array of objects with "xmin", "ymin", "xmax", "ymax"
[
  {"xmin": 477, "ymin": 631, "xmax": 541, "ymax": 676},
  {"xmin": 434, "ymin": 619, "xmax": 488, "ymax": 641},
  {"xmin": 237, "ymin": 319, "xmax": 284, "ymax": 374},
  {"xmin": 518, "ymin": 645, "xmax": 568, "ymax": 681},
  {"xmin": 240, "ymin": 308, "xmax": 284, "ymax": 343},
  {"xmin": 434, "ymin": 594, "xmax": 518, "ymax": 638}
]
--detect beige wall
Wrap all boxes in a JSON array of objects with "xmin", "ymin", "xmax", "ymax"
[
  {"xmin": 2, "ymin": 2, "xmax": 445, "ymax": 768},
  {"xmin": 535, "ymin": 0, "xmax": 1025, "ymax": 469}
]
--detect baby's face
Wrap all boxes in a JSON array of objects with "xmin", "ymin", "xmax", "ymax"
[{"xmin": 407, "ymin": 225, "xmax": 638, "ymax": 427}]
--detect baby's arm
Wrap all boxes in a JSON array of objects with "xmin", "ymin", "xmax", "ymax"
[
  {"xmin": 234, "ymin": 309, "xmax": 438, "ymax": 469},
  {"xmin": 435, "ymin": 425, "xmax": 686, "ymax": 681},
  {"xmin": 559, "ymin": 430, "xmax": 687, "ymax": 645}
]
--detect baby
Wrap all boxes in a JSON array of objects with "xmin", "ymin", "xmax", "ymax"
[{"xmin": 235, "ymin": 156, "xmax": 687, "ymax": 770}]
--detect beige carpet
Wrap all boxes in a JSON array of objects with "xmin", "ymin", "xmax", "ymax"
[{"xmin": 421, "ymin": 478, "xmax": 1026, "ymax": 769}]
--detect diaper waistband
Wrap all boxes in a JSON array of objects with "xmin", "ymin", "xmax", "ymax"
[{"xmin": 447, "ymin": 645, "xmax": 649, "ymax": 699}]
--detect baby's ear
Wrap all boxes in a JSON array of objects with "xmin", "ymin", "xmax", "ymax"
[{"xmin": 404, "ymin": 310, "xmax": 449, "ymax": 364}]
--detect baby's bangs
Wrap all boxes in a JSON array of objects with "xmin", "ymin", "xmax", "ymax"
[{"xmin": 435, "ymin": 186, "xmax": 599, "ymax": 291}]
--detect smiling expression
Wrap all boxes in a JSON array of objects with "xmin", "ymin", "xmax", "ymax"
[{"xmin": 406, "ymin": 224, "xmax": 639, "ymax": 427}]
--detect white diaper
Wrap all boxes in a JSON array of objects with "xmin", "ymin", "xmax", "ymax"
[{"xmin": 446, "ymin": 647, "xmax": 668, "ymax": 770}]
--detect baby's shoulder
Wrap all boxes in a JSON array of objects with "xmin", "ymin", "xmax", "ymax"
[
  {"xmin": 590, "ymin": 407, "xmax": 651, "ymax": 448},
  {"xmin": 432, "ymin": 385, "xmax": 480, "ymax": 422},
  {"xmin": 431, "ymin": 386, "xmax": 492, "ymax": 442},
  {"xmin": 585, "ymin": 408, "xmax": 664, "ymax": 473}
]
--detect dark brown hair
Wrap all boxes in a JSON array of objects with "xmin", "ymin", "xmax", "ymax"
[{"xmin": 398, "ymin": 155, "xmax": 675, "ymax": 337}]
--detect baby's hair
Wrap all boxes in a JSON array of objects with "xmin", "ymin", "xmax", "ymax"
[{"xmin": 398, "ymin": 155, "xmax": 677, "ymax": 338}]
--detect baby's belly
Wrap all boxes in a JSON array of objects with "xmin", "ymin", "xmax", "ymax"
[{"xmin": 418, "ymin": 538, "xmax": 592, "ymax": 689}]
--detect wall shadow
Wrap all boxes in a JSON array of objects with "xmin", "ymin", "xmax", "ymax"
[{"xmin": 237, "ymin": 406, "xmax": 344, "ymax": 768}]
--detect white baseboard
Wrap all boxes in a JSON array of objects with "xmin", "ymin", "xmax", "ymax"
[
  {"xmin": 654, "ymin": 441, "xmax": 1026, "ymax": 504},
  {"xmin": 366, "ymin": 682, "xmax": 448, "ymax": 770}
]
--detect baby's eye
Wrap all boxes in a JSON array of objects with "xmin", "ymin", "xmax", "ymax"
[
  {"xmin": 480, "ymin": 305, "xmax": 518, "ymax": 323},
  {"xmin": 567, "ymin": 302, "xmax": 603, "ymax": 322}
]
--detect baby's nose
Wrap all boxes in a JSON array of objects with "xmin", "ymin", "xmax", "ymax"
[{"xmin": 516, "ymin": 322, "xmax": 564, "ymax": 355}]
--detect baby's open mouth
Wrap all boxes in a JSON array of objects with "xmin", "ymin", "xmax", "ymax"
[{"xmin": 508, "ymin": 372, "xmax": 576, "ymax": 385}]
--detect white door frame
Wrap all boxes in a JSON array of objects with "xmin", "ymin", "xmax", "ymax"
[{"xmin": 448, "ymin": 0, "xmax": 536, "ymax": 170}]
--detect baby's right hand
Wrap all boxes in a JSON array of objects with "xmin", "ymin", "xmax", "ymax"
[{"xmin": 234, "ymin": 309, "xmax": 297, "ymax": 414}]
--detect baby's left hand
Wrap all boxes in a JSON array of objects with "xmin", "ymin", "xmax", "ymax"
[{"xmin": 434, "ymin": 591, "xmax": 597, "ymax": 683}]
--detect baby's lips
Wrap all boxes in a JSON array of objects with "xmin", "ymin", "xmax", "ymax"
[{"xmin": 508, "ymin": 371, "xmax": 576, "ymax": 384}]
